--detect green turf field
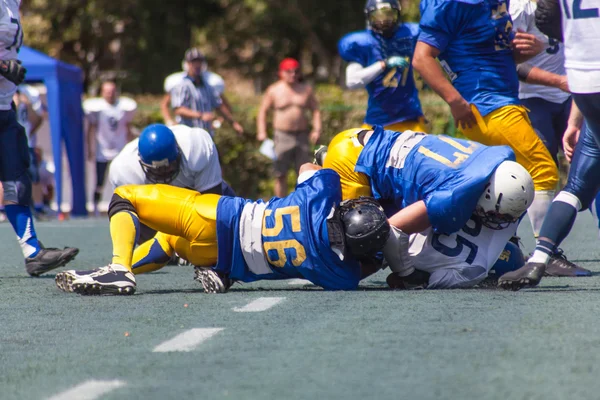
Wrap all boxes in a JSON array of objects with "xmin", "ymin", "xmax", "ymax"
[{"xmin": 1, "ymin": 215, "xmax": 600, "ymax": 400}]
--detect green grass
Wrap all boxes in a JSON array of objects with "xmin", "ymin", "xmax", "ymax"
[{"xmin": 1, "ymin": 215, "xmax": 600, "ymax": 400}]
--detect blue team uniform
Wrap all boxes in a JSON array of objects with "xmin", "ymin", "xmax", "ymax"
[
  {"xmin": 338, "ymin": 24, "xmax": 423, "ymax": 125},
  {"xmin": 418, "ymin": 0, "xmax": 520, "ymax": 116},
  {"xmin": 214, "ymin": 169, "xmax": 361, "ymax": 290},
  {"xmin": 355, "ymin": 126, "xmax": 515, "ymax": 234}
]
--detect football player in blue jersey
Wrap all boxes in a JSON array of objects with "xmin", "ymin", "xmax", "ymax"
[
  {"xmin": 411, "ymin": 0, "xmax": 583, "ymax": 276},
  {"xmin": 338, "ymin": 0, "xmax": 427, "ymax": 132},
  {"xmin": 54, "ymin": 167, "xmax": 390, "ymax": 295}
]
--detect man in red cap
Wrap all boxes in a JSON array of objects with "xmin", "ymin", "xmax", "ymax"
[{"xmin": 257, "ymin": 58, "xmax": 322, "ymax": 197}]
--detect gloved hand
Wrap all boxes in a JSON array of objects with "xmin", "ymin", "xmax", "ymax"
[
  {"xmin": 0, "ymin": 60, "xmax": 26, "ymax": 85},
  {"xmin": 385, "ymin": 56, "xmax": 409, "ymax": 70}
]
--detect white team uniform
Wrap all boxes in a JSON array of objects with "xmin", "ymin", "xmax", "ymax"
[
  {"xmin": 108, "ymin": 124, "xmax": 223, "ymax": 193},
  {"xmin": 163, "ymin": 71, "xmax": 225, "ymax": 96},
  {"xmin": 83, "ymin": 97, "xmax": 137, "ymax": 162},
  {"xmin": 510, "ymin": 0, "xmax": 570, "ymax": 104},
  {"xmin": 561, "ymin": 0, "xmax": 600, "ymax": 93},
  {"xmin": 0, "ymin": 0, "xmax": 23, "ymax": 110},
  {"xmin": 408, "ymin": 219, "xmax": 518, "ymax": 289},
  {"xmin": 15, "ymin": 84, "xmax": 44, "ymax": 147}
]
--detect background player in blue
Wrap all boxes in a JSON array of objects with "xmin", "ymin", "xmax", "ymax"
[
  {"xmin": 0, "ymin": 1, "xmax": 78, "ymax": 276},
  {"xmin": 338, "ymin": 0, "xmax": 427, "ymax": 132},
  {"xmin": 499, "ymin": 2, "xmax": 600, "ymax": 290},
  {"xmin": 411, "ymin": 0, "xmax": 583, "ymax": 276},
  {"xmin": 55, "ymin": 167, "xmax": 390, "ymax": 295}
]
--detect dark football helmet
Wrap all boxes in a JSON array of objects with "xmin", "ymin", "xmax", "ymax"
[
  {"xmin": 364, "ymin": 0, "xmax": 402, "ymax": 37},
  {"xmin": 338, "ymin": 197, "xmax": 390, "ymax": 258}
]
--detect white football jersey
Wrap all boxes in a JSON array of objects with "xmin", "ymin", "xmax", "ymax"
[
  {"xmin": 163, "ymin": 71, "xmax": 225, "ymax": 96},
  {"xmin": 83, "ymin": 97, "xmax": 137, "ymax": 162},
  {"xmin": 409, "ymin": 218, "xmax": 518, "ymax": 289},
  {"xmin": 0, "ymin": 0, "xmax": 22, "ymax": 110},
  {"xmin": 510, "ymin": 0, "xmax": 570, "ymax": 104},
  {"xmin": 15, "ymin": 84, "xmax": 44, "ymax": 146},
  {"xmin": 561, "ymin": 0, "xmax": 600, "ymax": 93},
  {"xmin": 108, "ymin": 125, "xmax": 223, "ymax": 193}
]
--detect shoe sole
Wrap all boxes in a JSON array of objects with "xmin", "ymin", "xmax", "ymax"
[
  {"xmin": 498, "ymin": 277, "xmax": 540, "ymax": 291},
  {"xmin": 72, "ymin": 282, "xmax": 136, "ymax": 296},
  {"xmin": 195, "ymin": 268, "xmax": 226, "ymax": 294},
  {"xmin": 28, "ymin": 248, "xmax": 80, "ymax": 277},
  {"xmin": 55, "ymin": 271, "xmax": 77, "ymax": 292}
]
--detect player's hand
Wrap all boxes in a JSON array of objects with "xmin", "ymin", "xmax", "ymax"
[
  {"xmin": 563, "ymin": 124, "xmax": 580, "ymax": 163},
  {"xmin": 558, "ymin": 76, "xmax": 569, "ymax": 93},
  {"xmin": 256, "ymin": 131, "xmax": 267, "ymax": 142},
  {"xmin": 512, "ymin": 31, "xmax": 544, "ymax": 56},
  {"xmin": 449, "ymin": 97, "xmax": 477, "ymax": 130},
  {"xmin": 309, "ymin": 130, "xmax": 320, "ymax": 145},
  {"xmin": 0, "ymin": 60, "xmax": 26, "ymax": 85},
  {"xmin": 232, "ymin": 121, "xmax": 244, "ymax": 136},
  {"xmin": 385, "ymin": 56, "xmax": 409, "ymax": 70},
  {"xmin": 201, "ymin": 112, "xmax": 215, "ymax": 122}
]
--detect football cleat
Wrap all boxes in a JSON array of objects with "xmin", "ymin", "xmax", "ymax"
[
  {"xmin": 498, "ymin": 262, "xmax": 546, "ymax": 291},
  {"xmin": 55, "ymin": 264, "xmax": 136, "ymax": 295},
  {"xmin": 194, "ymin": 267, "xmax": 232, "ymax": 294},
  {"xmin": 26, "ymin": 247, "xmax": 79, "ymax": 277},
  {"xmin": 545, "ymin": 249, "xmax": 592, "ymax": 277}
]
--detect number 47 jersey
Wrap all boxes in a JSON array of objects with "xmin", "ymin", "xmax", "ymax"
[
  {"xmin": 408, "ymin": 217, "xmax": 518, "ymax": 289},
  {"xmin": 214, "ymin": 169, "xmax": 362, "ymax": 291}
]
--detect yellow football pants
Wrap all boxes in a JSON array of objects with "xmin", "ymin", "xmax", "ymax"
[
  {"xmin": 361, "ymin": 116, "xmax": 429, "ymax": 133},
  {"xmin": 461, "ymin": 105, "xmax": 558, "ymax": 191},
  {"xmin": 111, "ymin": 184, "xmax": 220, "ymax": 274}
]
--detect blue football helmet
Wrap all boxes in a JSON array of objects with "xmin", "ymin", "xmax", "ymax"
[
  {"xmin": 365, "ymin": 0, "xmax": 401, "ymax": 37},
  {"xmin": 490, "ymin": 241, "xmax": 525, "ymax": 277},
  {"xmin": 138, "ymin": 124, "xmax": 181, "ymax": 184}
]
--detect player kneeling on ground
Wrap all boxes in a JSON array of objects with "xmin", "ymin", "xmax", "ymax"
[{"xmin": 55, "ymin": 166, "xmax": 390, "ymax": 295}]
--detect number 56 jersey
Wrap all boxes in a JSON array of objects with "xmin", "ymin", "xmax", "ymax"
[
  {"xmin": 409, "ymin": 217, "xmax": 518, "ymax": 288},
  {"xmin": 214, "ymin": 169, "xmax": 361, "ymax": 291}
]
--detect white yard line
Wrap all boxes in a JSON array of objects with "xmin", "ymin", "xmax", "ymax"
[
  {"xmin": 47, "ymin": 380, "xmax": 127, "ymax": 400},
  {"xmin": 232, "ymin": 297, "xmax": 285, "ymax": 312},
  {"xmin": 287, "ymin": 279, "xmax": 312, "ymax": 285},
  {"xmin": 153, "ymin": 328, "xmax": 224, "ymax": 353}
]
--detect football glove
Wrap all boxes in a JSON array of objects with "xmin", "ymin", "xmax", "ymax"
[
  {"xmin": 385, "ymin": 56, "xmax": 409, "ymax": 70},
  {"xmin": 0, "ymin": 60, "xmax": 26, "ymax": 85}
]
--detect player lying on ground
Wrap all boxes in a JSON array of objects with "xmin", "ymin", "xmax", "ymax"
[
  {"xmin": 55, "ymin": 167, "xmax": 390, "ymax": 295},
  {"xmin": 323, "ymin": 126, "xmax": 591, "ymax": 280}
]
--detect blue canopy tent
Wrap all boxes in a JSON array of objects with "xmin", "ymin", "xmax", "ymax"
[{"xmin": 19, "ymin": 46, "xmax": 87, "ymax": 216}]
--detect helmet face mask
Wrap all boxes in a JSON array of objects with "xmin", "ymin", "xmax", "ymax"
[
  {"xmin": 365, "ymin": 0, "xmax": 401, "ymax": 37},
  {"xmin": 138, "ymin": 124, "xmax": 182, "ymax": 184},
  {"xmin": 139, "ymin": 151, "xmax": 181, "ymax": 184}
]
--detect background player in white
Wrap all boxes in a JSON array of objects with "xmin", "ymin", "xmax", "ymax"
[
  {"xmin": 109, "ymin": 123, "xmax": 234, "ymax": 244},
  {"xmin": 0, "ymin": 0, "xmax": 78, "ymax": 276},
  {"xmin": 84, "ymin": 80, "xmax": 137, "ymax": 216},
  {"xmin": 14, "ymin": 84, "xmax": 46, "ymax": 217},
  {"xmin": 385, "ymin": 161, "xmax": 534, "ymax": 289}
]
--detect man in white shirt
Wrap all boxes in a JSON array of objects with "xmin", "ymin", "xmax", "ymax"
[{"xmin": 84, "ymin": 80, "xmax": 137, "ymax": 215}]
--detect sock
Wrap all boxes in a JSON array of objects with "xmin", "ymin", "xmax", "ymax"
[
  {"xmin": 5, "ymin": 205, "xmax": 41, "ymax": 258},
  {"xmin": 93, "ymin": 191, "xmax": 102, "ymax": 204},
  {"xmin": 110, "ymin": 211, "xmax": 140, "ymax": 271},
  {"xmin": 528, "ymin": 192, "xmax": 580, "ymax": 264},
  {"xmin": 527, "ymin": 190, "xmax": 554, "ymax": 237},
  {"xmin": 591, "ymin": 195, "xmax": 600, "ymax": 239},
  {"xmin": 131, "ymin": 236, "xmax": 173, "ymax": 274}
]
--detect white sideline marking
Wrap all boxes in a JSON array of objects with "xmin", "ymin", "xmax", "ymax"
[
  {"xmin": 153, "ymin": 328, "xmax": 224, "ymax": 353},
  {"xmin": 47, "ymin": 380, "xmax": 126, "ymax": 400},
  {"xmin": 287, "ymin": 279, "xmax": 312, "ymax": 285},
  {"xmin": 233, "ymin": 297, "xmax": 285, "ymax": 312}
]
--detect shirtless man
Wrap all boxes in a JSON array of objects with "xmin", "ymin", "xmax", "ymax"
[{"xmin": 257, "ymin": 58, "xmax": 322, "ymax": 197}]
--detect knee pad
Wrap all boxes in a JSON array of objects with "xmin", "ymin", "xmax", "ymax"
[
  {"xmin": 2, "ymin": 173, "xmax": 32, "ymax": 206},
  {"xmin": 108, "ymin": 193, "xmax": 137, "ymax": 219}
]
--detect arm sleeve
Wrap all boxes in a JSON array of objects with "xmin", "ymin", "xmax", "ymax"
[
  {"xmin": 418, "ymin": 0, "xmax": 466, "ymax": 52},
  {"xmin": 427, "ymin": 265, "xmax": 488, "ymax": 289},
  {"xmin": 345, "ymin": 62, "xmax": 385, "ymax": 89},
  {"xmin": 535, "ymin": 0, "xmax": 563, "ymax": 42}
]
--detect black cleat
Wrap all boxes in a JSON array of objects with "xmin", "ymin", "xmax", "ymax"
[
  {"xmin": 498, "ymin": 262, "xmax": 546, "ymax": 291},
  {"xmin": 386, "ymin": 269, "xmax": 430, "ymax": 290},
  {"xmin": 194, "ymin": 267, "xmax": 232, "ymax": 293},
  {"xmin": 26, "ymin": 247, "xmax": 79, "ymax": 277},
  {"xmin": 56, "ymin": 264, "xmax": 136, "ymax": 295},
  {"xmin": 545, "ymin": 249, "xmax": 592, "ymax": 277}
]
